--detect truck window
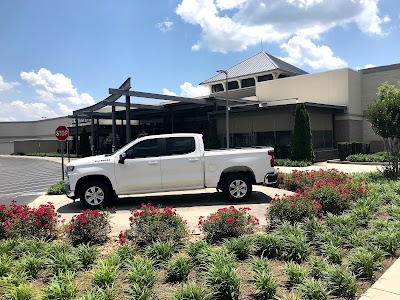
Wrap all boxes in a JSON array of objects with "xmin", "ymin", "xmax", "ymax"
[
  {"xmin": 126, "ymin": 139, "xmax": 159, "ymax": 158},
  {"xmin": 165, "ymin": 137, "xmax": 195, "ymax": 156}
]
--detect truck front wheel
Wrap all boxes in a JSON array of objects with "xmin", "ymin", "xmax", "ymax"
[
  {"xmin": 222, "ymin": 173, "xmax": 252, "ymax": 202},
  {"xmin": 79, "ymin": 180, "xmax": 112, "ymax": 209}
]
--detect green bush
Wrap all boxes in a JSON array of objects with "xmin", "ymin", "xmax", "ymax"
[
  {"xmin": 348, "ymin": 247, "xmax": 382, "ymax": 279},
  {"xmin": 66, "ymin": 210, "xmax": 111, "ymax": 246},
  {"xmin": 297, "ymin": 278, "xmax": 329, "ymax": 300},
  {"xmin": 347, "ymin": 152, "xmax": 389, "ymax": 162},
  {"xmin": 289, "ymin": 103, "xmax": 315, "ymax": 162},
  {"xmin": 338, "ymin": 142, "xmax": 370, "ymax": 161},
  {"xmin": 173, "ymin": 282, "xmax": 211, "ymax": 300},
  {"xmin": 43, "ymin": 271, "xmax": 78, "ymax": 300},
  {"xmin": 198, "ymin": 206, "xmax": 258, "ymax": 243},
  {"xmin": 121, "ymin": 203, "xmax": 188, "ymax": 247},
  {"xmin": 277, "ymin": 225, "xmax": 310, "ymax": 262},
  {"xmin": 310, "ymin": 183, "xmax": 351, "ymax": 214},
  {"xmin": 166, "ymin": 253, "xmax": 191, "ymax": 283},
  {"xmin": 284, "ymin": 261, "xmax": 308, "ymax": 286},
  {"xmin": 145, "ymin": 240, "xmax": 175, "ymax": 265},
  {"xmin": 323, "ymin": 265, "xmax": 357, "ymax": 299},
  {"xmin": 253, "ymin": 233, "xmax": 282, "ymax": 258},
  {"xmin": 126, "ymin": 256, "xmax": 156, "ymax": 288},
  {"xmin": 27, "ymin": 152, "xmax": 78, "ymax": 158},
  {"xmin": 275, "ymin": 159, "xmax": 312, "ymax": 167},
  {"xmin": 224, "ymin": 236, "xmax": 252, "ymax": 261},
  {"xmin": 47, "ymin": 181, "xmax": 65, "ymax": 195}
]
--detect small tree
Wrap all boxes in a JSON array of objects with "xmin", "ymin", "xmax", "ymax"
[
  {"xmin": 367, "ymin": 81, "xmax": 400, "ymax": 177},
  {"xmin": 289, "ymin": 103, "xmax": 315, "ymax": 162},
  {"xmin": 207, "ymin": 119, "xmax": 221, "ymax": 149},
  {"xmin": 79, "ymin": 128, "xmax": 92, "ymax": 157}
]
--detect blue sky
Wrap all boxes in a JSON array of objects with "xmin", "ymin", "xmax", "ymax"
[{"xmin": 0, "ymin": 0, "xmax": 399, "ymax": 121}]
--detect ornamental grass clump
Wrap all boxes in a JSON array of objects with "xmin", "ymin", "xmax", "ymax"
[
  {"xmin": 121, "ymin": 203, "xmax": 188, "ymax": 247},
  {"xmin": 251, "ymin": 256, "xmax": 279, "ymax": 299},
  {"xmin": 268, "ymin": 193, "xmax": 321, "ymax": 225},
  {"xmin": 224, "ymin": 236, "xmax": 252, "ymax": 260},
  {"xmin": 198, "ymin": 206, "xmax": 259, "ymax": 243},
  {"xmin": 66, "ymin": 210, "xmax": 111, "ymax": 246},
  {"xmin": 166, "ymin": 253, "xmax": 191, "ymax": 283},
  {"xmin": 173, "ymin": 282, "xmax": 211, "ymax": 300},
  {"xmin": 145, "ymin": 240, "xmax": 175, "ymax": 265},
  {"xmin": 348, "ymin": 247, "xmax": 382, "ymax": 279},
  {"xmin": 283, "ymin": 261, "xmax": 308, "ymax": 286},
  {"xmin": 297, "ymin": 278, "xmax": 329, "ymax": 300},
  {"xmin": 253, "ymin": 233, "xmax": 282, "ymax": 258},
  {"xmin": 75, "ymin": 244, "xmax": 97, "ymax": 268},
  {"xmin": 185, "ymin": 240, "xmax": 211, "ymax": 265},
  {"xmin": 323, "ymin": 264, "xmax": 357, "ymax": 299},
  {"xmin": 43, "ymin": 271, "xmax": 78, "ymax": 300},
  {"xmin": 0, "ymin": 201, "xmax": 60, "ymax": 240},
  {"xmin": 276, "ymin": 223, "xmax": 311, "ymax": 262}
]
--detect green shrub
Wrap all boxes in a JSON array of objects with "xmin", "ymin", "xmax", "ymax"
[
  {"xmin": 289, "ymin": 103, "xmax": 314, "ymax": 162},
  {"xmin": 42, "ymin": 271, "xmax": 78, "ymax": 300},
  {"xmin": 27, "ymin": 152, "xmax": 78, "ymax": 158},
  {"xmin": 370, "ymin": 227, "xmax": 400, "ymax": 256},
  {"xmin": 283, "ymin": 261, "xmax": 308, "ymax": 286},
  {"xmin": 300, "ymin": 217, "xmax": 324, "ymax": 244},
  {"xmin": 173, "ymin": 282, "xmax": 210, "ymax": 300},
  {"xmin": 185, "ymin": 240, "xmax": 210, "ymax": 265},
  {"xmin": 249, "ymin": 257, "xmax": 272, "ymax": 273},
  {"xmin": 348, "ymin": 247, "xmax": 382, "ymax": 279},
  {"xmin": 17, "ymin": 254, "xmax": 43, "ymax": 279},
  {"xmin": 3, "ymin": 282, "xmax": 34, "ymax": 300},
  {"xmin": 275, "ymin": 159, "xmax": 312, "ymax": 167},
  {"xmin": 323, "ymin": 265, "xmax": 357, "ymax": 299},
  {"xmin": 77, "ymin": 286, "xmax": 115, "ymax": 300},
  {"xmin": 278, "ymin": 227, "xmax": 310, "ymax": 262},
  {"xmin": 166, "ymin": 253, "xmax": 191, "ymax": 283},
  {"xmin": 126, "ymin": 256, "xmax": 156, "ymax": 288},
  {"xmin": 297, "ymin": 278, "xmax": 329, "ymax": 300},
  {"xmin": 116, "ymin": 243, "xmax": 137, "ymax": 263},
  {"xmin": 129, "ymin": 283, "xmax": 154, "ymax": 300},
  {"xmin": 252, "ymin": 269, "xmax": 279, "ymax": 299},
  {"xmin": 47, "ymin": 181, "xmax": 66, "ymax": 195},
  {"xmin": 308, "ymin": 256, "xmax": 329, "ymax": 279},
  {"xmin": 253, "ymin": 233, "xmax": 282, "ymax": 258},
  {"xmin": 46, "ymin": 243, "xmax": 80, "ymax": 274},
  {"xmin": 347, "ymin": 152, "xmax": 388, "ymax": 162},
  {"xmin": 321, "ymin": 242, "xmax": 343, "ymax": 264},
  {"xmin": 66, "ymin": 210, "xmax": 111, "ymax": 246},
  {"xmin": 201, "ymin": 247, "xmax": 240, "ymax": 300},
  {"xmin": 122, "ymin": 203, "xmax": 188, "ymax": 247},
  {"xmin": 198, "ymin": 206, "xmax": 258, "ymax": 243},
  {"xmin": 0, "ymin": 253, "xmax": 12, "ymax": 277},
  {"xmin": 92, "ymin": 259, "xmax": 120, "ymax": 288},
  {"xmin": 224, "ymin": 236, "xmax": 252, "ymax": 260},
  {"xmin": 76, "ymin": 244, "xmax": 97, "ymax": 268},
  {"xmin": 145, "ymin": 240, "xmax": 175, "ymax": 265},
  {"xmin": 268, "ymin": 194, "xmax": 321, "ymax": 225}
]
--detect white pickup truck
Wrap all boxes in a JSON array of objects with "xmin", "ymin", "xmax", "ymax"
[{"xmin": 65, "ymin": 133, "xmax": 277, "ymax": 208}]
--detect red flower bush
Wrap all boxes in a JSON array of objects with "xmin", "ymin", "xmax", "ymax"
[
  {"xmin": 121, "ymin": 203, "xmax": 188, "ymax": 247},
  {"xmin": 66, "ymin": 209, "xmax": 111, "ymax": 245},
  {"xmin": 0, "ymin": 201, "xmax": 60, "ymax": 240},
  {"xmin": 268, "ymin": 193, "xmax": 321, "ymax": 225},
  {"xmin": 198, "ymin": 206, "xmax": 259, "ymax": 243},
  {"xmin": 271, "ymin": 169, "xmax": 368, "ymax": 223}
]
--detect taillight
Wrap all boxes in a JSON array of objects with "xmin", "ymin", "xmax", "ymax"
[{"xmin": 268, "ymin": 149, "xmax": 275, "ymax": 167}]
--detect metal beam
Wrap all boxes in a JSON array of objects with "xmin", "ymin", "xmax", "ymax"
[
  {"xmin": 102, "ymin": 101, "xmax": 165, "ymax": 110},
  {"xmin": 109, "ymin": 89, "xmax": 213, "ymax": 105},
  {"xmin": 126, "ymin": 95, "xmax": 131, "ymax": 144},
  {"xmin": 112, "ymin": 106, "xmax": 116, "ymax": 152}
]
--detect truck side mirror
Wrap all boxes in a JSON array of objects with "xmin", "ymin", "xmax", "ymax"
[{"xmin": 118, "ymin": 153, "xmax": 126, "ymax": 164}]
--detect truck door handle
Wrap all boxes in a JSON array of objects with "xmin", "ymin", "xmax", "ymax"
[
  {"xmin": 189, "ymin": 158, "xmax": 199, "ymax": 162},
  {"xmin": 148, "ymin": 161, "xmax": 158, "ymax": 165}
]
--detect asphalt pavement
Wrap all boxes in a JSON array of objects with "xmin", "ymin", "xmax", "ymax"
[{"xmin": 0, "ymin": 156, "xmax": 63, "ymax": 205}]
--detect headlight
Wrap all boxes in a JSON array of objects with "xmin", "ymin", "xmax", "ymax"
[{"xmin": 66, "ymin": 166, "xmax": 75, "ymax": 172}]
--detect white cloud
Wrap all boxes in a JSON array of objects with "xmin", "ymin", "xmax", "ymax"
[
  {"xmin": 279, "ymin": 36, "xmax": 347, "ymax": 70},
  {"xmin": 0, "ymin": 75, "xmax": 19, "ymax": 92},
  {"xmin": 0, "ymin": 100, "xmax": 58, "ymax": 121},
  {"xmin": 156, "ymin": 19, "xmax": 174, "ymax": 32},
  {"xmin": 57, "ymin": 103, "xmax": 74, "ymax": 115},
  {"xmin": 162, "ymin": 88, "xmax": 178, "ymax": 96},
  {"xmin": 176, "ymin": 0, "xmax": 388, "ymax": 53},
  {"xmin": 163, "ymin": 82, "xmax": 210, "ymax": 98},
  {"xmin": 20, "ymin": 68, "xmax": 95, "ymax": 108},
  {"xmin": 363, "ymin": 64, "xmax": 376, "ymax": 69}
]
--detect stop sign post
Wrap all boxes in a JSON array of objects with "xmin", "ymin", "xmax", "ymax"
[{"xmin": 55, "ymin": 126, "xmax": 69, "ymax": 180}]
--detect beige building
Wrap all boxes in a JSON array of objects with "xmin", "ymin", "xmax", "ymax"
[
  {"xmin": 200, "ymin": 52, "xmax": 400, "ymax": 156},
  {"xmin": 1, "ymin": 52, "xmax": 399, "ymax": 159}
]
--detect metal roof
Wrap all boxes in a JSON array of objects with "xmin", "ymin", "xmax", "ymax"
[{"xmin": 200, "ymin": 51, "xmax": 308, "ymax": 84}]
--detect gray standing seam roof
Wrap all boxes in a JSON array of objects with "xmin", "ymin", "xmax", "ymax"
[{"xmin": 200, "ymin": 51, "xmax": 308, "ymax": 84}]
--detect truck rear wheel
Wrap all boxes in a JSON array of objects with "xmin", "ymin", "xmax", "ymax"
[
  {"xmin": 222, "ymin": 173, "xmax": 252, "ymax": 202},
  {"xmin": 79, "ymin": 180, "xmax": 112, "ymax": 209}
]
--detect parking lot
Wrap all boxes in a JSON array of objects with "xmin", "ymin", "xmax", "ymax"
[{"xmin": 0, "ymin": 156, "xmax": 63, "ymax": 205}]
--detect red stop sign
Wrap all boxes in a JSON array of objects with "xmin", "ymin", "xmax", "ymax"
[{"xmin": 55, "ymin": 126, "xmax": 69, "ymax": 141}]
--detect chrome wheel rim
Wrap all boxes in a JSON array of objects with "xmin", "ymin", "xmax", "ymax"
[
  {"xmin": 84, "ymin": 186, "xmax": 105, "ymax": 206},
  {"xmin": 229, "ymin": 180, "xmax": 247, "ymax": 198}
]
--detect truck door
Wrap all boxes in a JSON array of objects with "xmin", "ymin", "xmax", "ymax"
[
  {"xmin": 160, "ymin": 136, "xmax": 203, "ymax": 190},
  {"xmin": 115, "ymin": 138, "xmax": 163, "ymax": 194}
]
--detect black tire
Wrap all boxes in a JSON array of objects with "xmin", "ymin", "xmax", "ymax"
[
  {"xmin": 222, "ymin": 173, "xmax": 253, "ymax": 202},
  {"xmin": 79, "ymin": 180, "xmax": 112, "ymax": 209}
]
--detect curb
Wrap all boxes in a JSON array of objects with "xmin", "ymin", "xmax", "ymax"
[{"xmin": 327, "ymin": 159, "xmax": 388, "ymax": 166}]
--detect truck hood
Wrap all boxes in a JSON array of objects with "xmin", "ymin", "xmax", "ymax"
[{"xmin": 67, "ymin": 155, "xmax": 114, "ymax": 167}]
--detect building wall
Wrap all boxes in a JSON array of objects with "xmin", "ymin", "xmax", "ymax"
[
  {"xmin": 361, "ymin": 64, "xmax": 400, "ymax": 149},
  {"xmin": 256, "ymin": 68, "xmax": 360, "ymax": 113},
  {"xmin": 0, "ymin": 117, "xmax": 72, "ymax": 142}
]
